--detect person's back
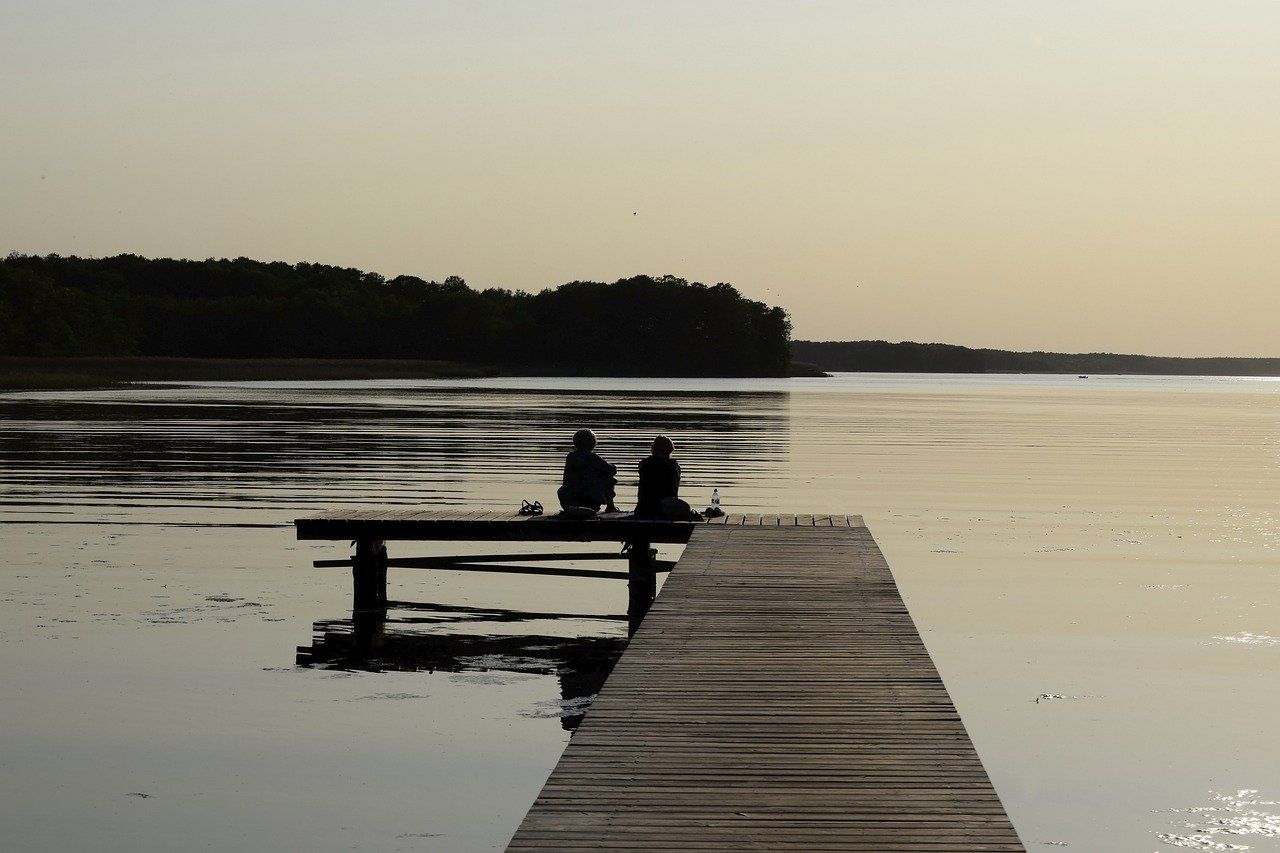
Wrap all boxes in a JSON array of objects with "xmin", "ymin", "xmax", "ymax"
[
  {"xmin": 562, "ymin": 447, "xmax": 615, "ymax": 492},
  {"xmin": 557, "ymin": 429, "xmax": 618, "ymax": 513},
  {"xmin": 635, "ymin": 435, "xmax": 681, "ymax": 518}
]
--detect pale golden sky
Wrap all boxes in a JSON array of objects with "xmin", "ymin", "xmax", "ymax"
[{"xmin": 3, "ymin": 2, "xmax": 1278, "ymax": 355}]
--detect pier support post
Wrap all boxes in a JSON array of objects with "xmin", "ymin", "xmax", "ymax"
[
  {"xmin": 352, "ymin": 538, "xmax": 388, "ymax": 609},
  {"xmin": 627, "ymin": 538, "xmax": 656, "ymax": 636}
]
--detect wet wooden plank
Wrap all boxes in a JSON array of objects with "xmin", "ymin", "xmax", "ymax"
[{"xmin": 507, "ymin": 524, "xmax": 1022, "ymax": 851}]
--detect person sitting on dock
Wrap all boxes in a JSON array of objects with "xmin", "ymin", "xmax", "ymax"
[
  {"xmin": 635, "ymin": 435, "xmax": 686, "ymax": 519},
  {"xmin": 557, "ymin": 428, "xmax": 620, "ymax": 515}
]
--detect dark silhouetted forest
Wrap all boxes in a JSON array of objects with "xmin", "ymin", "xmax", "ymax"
[
  {"xmin": 793, "ymin": 340, "xmax": 1280, "ymax": 376},
  {"xmin": 0, "ymin": 254, "xmax": 792, "ymax": 376}
]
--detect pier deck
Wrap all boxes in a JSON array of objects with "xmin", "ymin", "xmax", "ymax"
[
  {"xmin": 294, "ymin": 508, "xmax": 863, "ymax": 543},
  {"xmin": 507, "ymin": 522, "xmax": 1022, "ymax": 851}
]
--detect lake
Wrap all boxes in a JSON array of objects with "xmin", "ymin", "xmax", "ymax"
[{"xmin": 3, "ymin": 374, "xmax": 1279, "ymax": 851}]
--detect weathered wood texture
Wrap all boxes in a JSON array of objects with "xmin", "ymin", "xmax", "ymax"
[
  {"xmin": 294, "ymin": 510, "xmax": 864, "ymax": 545},
  {"xmin": 507, "ymin": 524, "xmax": 1023, "ymax": 851}
]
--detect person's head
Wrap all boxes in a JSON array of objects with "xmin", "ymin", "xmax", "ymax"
[
  {"xmin": 572, "ymin": 428, "xmax": 597, "ymax": 451},
  {"xmin": 651, "ymin": 435, "xmax": 674, "ymax": 459}
]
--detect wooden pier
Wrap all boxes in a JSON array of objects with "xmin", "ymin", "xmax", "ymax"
[{"xmin": 295, "ymin": 510, "xmax": 1023, "ymax": 850}]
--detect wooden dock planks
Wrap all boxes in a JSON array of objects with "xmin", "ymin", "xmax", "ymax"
[
  {"xmin": 294, "ymin": 510, "xmax": 864, "ymax": 545},
  {"xmin": 507, "ymin": 523, "xmax": 1022, "ymax": 851}
]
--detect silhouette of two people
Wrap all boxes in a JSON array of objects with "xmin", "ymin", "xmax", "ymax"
[{"xmin": 558, "ymin": 429, "xmax": 688, "ymax": 519}]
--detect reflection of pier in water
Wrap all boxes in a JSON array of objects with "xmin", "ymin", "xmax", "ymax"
[{"xmin": 296, "ymin": 602, "xmax": 628, "ymax": 731}]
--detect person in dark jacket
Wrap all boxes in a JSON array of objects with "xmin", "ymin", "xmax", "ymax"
[
  {"xmin": 635, "ymin": 435, "xmax": 682, "ymax": 518},
  {"xmin": 557, "ymin": 428, "xmax": 619, "ymax": 513}
]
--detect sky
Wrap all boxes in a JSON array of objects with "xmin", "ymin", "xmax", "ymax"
[{"xmin": 2, "ymin": 1, "xmax": 1278, "ymax": 356}]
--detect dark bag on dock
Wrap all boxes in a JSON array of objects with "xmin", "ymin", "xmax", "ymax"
[{"xmin": 660, "ymin": 497, "xmax": 698, "ymax": 521}]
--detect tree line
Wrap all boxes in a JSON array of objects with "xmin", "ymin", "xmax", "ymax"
[{"xmin": 0, "ymin": 254, "xmax": 793, "ymax": 376}]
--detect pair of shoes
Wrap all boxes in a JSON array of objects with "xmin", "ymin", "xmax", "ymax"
[{"xmin": 519, "ymin": 499, "xmax": 544, "ymax": 516}]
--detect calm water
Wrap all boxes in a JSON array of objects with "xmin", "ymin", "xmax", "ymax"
[{"xmin": 4, "ymin": 374, "xmax": 1280, "ymax": 851}]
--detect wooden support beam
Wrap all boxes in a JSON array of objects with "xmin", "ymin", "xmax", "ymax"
[
  {"xmin": 417, "ymin": 563, "xmax": 629, "ymax": 581},
  {"xmin": 398, "ymin": 551, "xmax": 631, "ymax": 563},
  {"xmin": 315, "ymin": 555, "xmax": 675, "ymax": 576},
  {"xmin": 313, "ymin": 551, "xmax": 640, "ymax": 568},
  {"xmin": 352, "ymin": 537, "xmax": 387, "ymax": 609}
]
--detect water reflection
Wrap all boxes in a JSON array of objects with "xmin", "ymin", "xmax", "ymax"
[
  {"xmin": 296, "ymin": 601, "xmax": 628, "ymax": 731},
  {"xmin": 0, "ymin": 386, "xmax": 790, "ymax": 522},
  {"xmin": 10, "ymin": 377, "xmax": 1280, "ymax": 850}
]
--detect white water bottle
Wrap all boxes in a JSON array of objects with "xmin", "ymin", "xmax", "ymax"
[{"xmin": 711, "ymin": 488, "xmax": 720, "ymax": 511}]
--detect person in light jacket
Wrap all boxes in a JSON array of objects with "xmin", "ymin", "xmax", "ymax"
[{"xmin": 557, "ymin": 429, "xmax": 619, "ymax": 513}]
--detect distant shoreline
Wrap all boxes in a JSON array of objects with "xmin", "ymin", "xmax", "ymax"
[{"xmin": 794, "ymin": 340, "xmax": 1280, "ymax": 378}]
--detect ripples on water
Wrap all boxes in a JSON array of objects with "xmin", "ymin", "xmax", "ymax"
[
  {"xmin": 1212, "ymin": 632, "xmax": 1280, "ymax": 646},
  {"xmin": 0, "ymin": 384, "xmax": 790, "ymax": 521},
  {"xmin": 6, "ymin": 374, "xmax": 1280, "ymax": 528},
  {"xmin": 1158, "ymin": 790, "xmax": 1280, "ymax": 850}
]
